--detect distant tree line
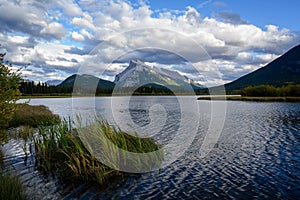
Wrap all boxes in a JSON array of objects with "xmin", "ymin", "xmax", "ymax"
[
  {"xmin": 20, "ymin": 80, "xmax": 204, "ymax": 96},
  {"xmin": 114, "ymin": 85, "xmax": 197, "ymax": 95},
  {"xmin": 20, "ymin": 80, "xmax": 72, "ymax": 95},
  {"xmin": 19, "ymin": 80, "xmax": 300, "ymax": 97},
  {"xmin": 240, "ymin": 84, "xmax": 300, "ymax": 97},
  {"xmin": 132, "ymin": 85, "xmax": 175, "ymax": 95},
  {"xmin": 20, "ymin": 80, "xmax": 114, "ymax": 96}
]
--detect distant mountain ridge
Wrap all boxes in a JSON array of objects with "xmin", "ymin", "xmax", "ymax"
[
  {"xmin": 114, "ymin": 60, "xmax": 203, "ymax": 90},
  {"xmin": 224, "ymin": 44, "xmax": 300, "ymax": 91},
  {"xmin": 46, "ymin": 79, "xmax": 62, "ymax": 86},
  {"xmin": 57, "ymin": 44, "xmax": 300, "ymax": 94},
  {"xmin": 57, "ymin": 60, "xmax": 203, "ymax": 94},
  {"xmin": 58, "ymin": 74, "xmax": 115, "ymax": 89}
]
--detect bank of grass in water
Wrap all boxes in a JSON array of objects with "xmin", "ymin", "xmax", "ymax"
[
  {"xmin": 9, "ymin": 104, "xmax": 60, "ymax": 127},
  {"xmin": 0, "ymin": 172, "xmax": 26, "ymax": 200},
  {"xmin": 34, "ymin": 118, "xmax": 163, "ymax": 186},
  {"xmin": 0, "ymin": 104, "xmax": 59, "ymax": 200},
  {"xmin": 0, "ymin": 131, "xmax": 26, "ymax": 200}
]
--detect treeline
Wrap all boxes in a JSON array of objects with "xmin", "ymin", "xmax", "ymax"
[
  {"xmin": 113, "ymin": 85, "xmax": 198, "ymax": 95},
  {"xmin": 240, "ymin": 84, "xmax": 300, "ymax": 97},
  {"xmin": 20, "ymin": 80, "xmax": 113, "ymax": 96},
  {"xmin": 20, "ymin": 81, "xmax": 71, "ymax": 95},
  {"xmin": 19, "ymin": 80, "xmax": 198, "ymax": 96}
]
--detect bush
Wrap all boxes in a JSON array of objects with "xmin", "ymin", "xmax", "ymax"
[
  {"xmin": 241, "ymin": 84, "xmax": 300, "ymax": 97},
  {"xmin": 0, "ymin": 52, "xmax": 21, "ymax": 129}
]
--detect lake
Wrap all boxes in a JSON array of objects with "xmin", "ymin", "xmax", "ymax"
[{"xmin": 7, "ymin": 96, "xmax": 300, "ymax": 199}]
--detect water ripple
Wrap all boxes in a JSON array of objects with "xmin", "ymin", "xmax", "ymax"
[{"xmin": 3, "ymin": 98, "xmax": 300, "ymax": 199}]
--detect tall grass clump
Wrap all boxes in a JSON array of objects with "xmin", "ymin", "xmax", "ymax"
[
  {"xmin": 9, "ymin": 104, "xmax": 60, "ymax": 127},
  {"xmin": 34, "ymin": 118, "xmax": 163, "ymax": 186},
  {"xmin": 0, "ymin": 130, "xmax": 5, "ymax": 168},
  {"xmin": 82, "ymin": 118, "xmax": 164, "ymax": 173},
  {"xmin": 0, "ymin": 172, "xmax": 26, "ymax": 200},
  {"xmin": 0, "ymin": 150, "xmax": 3, "ymax": 168}
]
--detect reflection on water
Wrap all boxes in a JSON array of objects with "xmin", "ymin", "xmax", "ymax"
[{"xmin": 5, "ymin": 97, "xmax": 300, "ymax": 199}]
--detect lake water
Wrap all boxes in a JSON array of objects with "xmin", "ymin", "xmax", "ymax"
[{"xmin": 5, "ymin": 97, "xmax": 300, "ymax": 199}]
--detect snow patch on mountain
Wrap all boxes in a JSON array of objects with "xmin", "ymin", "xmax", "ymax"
[{"xmin": 114, "ymin": 60, "xmax": 203, "ymax": 89}]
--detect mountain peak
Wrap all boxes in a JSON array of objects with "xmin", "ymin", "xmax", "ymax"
[
  {"xmin": 114, "ymin": 60, "xmax": 203, "ymax": 90},
  {"xmin": 128, "ymin": 60, "xmax": 150, "ymax": 70},
  {"xmin": 129, "ymin": 59, "xmax": 144, "ymax": 66},
  {"xmin": 114, "ymin": 60, "xmax": 150, "ymax": 83}
]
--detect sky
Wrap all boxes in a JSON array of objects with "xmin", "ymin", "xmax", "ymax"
[{"xmin": 0, "ymin": 0, "xmax": 300, "ymax": 86}]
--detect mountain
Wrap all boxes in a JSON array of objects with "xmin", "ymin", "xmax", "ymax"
[
  {"xmin": 46, "ymin": 79, "xmax": 62, "ymax": 86},
  {"xmin": 114, "ymin": 60, "xmax": 203, "ymax": 91},
  {"xmin": 224, "ymin": 44, "xmax": 300, "ymax": 91},
  {"xmin": 58, "ymin": 74, "xmax": 115, "ymax": 89}
]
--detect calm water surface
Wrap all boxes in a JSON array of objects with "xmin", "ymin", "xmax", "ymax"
[{"xmin": 4, "ymin": 97, "xmax": 300, "ymax": 199}]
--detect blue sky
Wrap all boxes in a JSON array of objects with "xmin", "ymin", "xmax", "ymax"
[
  {"xmin": 0, "ymin": 0, "xmax": 299, "ymax": 86},
  {"xmin": 147, "ymin": 0, "xmax": 300, "ymax": 30}
]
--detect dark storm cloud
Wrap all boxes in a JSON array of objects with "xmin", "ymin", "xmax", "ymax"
[
  {"xmin": 102, "ymin": 69, "xmax": 119, "ymax": 77},
  {"xmin": 171, "ymin": 64, "xmax": 199, "ymax": 74},
  {"xmin": 35, "ymin": 62, "xmax": 79, "ymax": 74},
  {"xmin": 213, "ymin": 12, "xmax": 248, "ymax": 25},
  {"xmin": 219, "ymin": 67, "xmax": 249, "ymax": 82},
  {"xmin": 0, "ymin": 0, "xmax": 66, "ymax": 40},
  {"xmin": 0, "ymin": 1, "xmax": 45, "ymax": 35},
  {"xmin": 64, "ymin": 47, "xmax": 90, "ymax": 55},
  {"xmin": 114, "ymin": 49, "xmax": 187, "ymax": 65}
]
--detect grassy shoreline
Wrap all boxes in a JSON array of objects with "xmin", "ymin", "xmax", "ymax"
[
  {"xmin": 20, "ymin": 93, "xmax": 191, "ymax": 98},
  {"xmin": 20, "ymin": 95, "xmax": 72, "ymax": 99},
  {"xmin": 9, "ymin": 104, "xmax": 60, "ymax": 127},
  {"xmin": 33, "ymin": 118, "xmax": 163, "ymax": 186},
  {"xmin": 197, "ymin": 96, "xmax": 300, "ymax": 102},
  {"xmin": 1, "ymin": 103, "xmax": 163, "ymax": 196},
  {"xmin": 22, "ymin": 94, "xmax": 300, "ymax": 102}
]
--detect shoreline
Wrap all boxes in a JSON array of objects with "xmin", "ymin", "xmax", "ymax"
[
  {"xmin": 21, "ymin": 95, "xmax": 300, "ymax": 102},
  {"xmin": 197, "ymin": 96, "xmax": 300, "ymax": 102}
]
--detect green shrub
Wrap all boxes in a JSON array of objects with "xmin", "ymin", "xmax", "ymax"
[
  {"xmin": 240, "ymin": 84, "xmax": 300, "ymax": 97},
  {"xmin": 0, "ymin": 52, "xmax": 21, "ymax": 129}
]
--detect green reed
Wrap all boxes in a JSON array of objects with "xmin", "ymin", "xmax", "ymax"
[
  {"xmin": 33, "ymin": 117, "xmax": 163, "ymax": 186},
  {"xmin": 0, "ymin": 172, "xmax": 26, "ymax": 200}
]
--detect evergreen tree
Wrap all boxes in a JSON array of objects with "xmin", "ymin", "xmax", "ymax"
[{"xmin": 0, "ymin": 52, "xmax": 21, "ymax": 128}]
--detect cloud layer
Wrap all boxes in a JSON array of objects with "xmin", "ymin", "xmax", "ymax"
[{"xmin": 0, "ymin": 0, "xmax": 299, "ymax": 86}]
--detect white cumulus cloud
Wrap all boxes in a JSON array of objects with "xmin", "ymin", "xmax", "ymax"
[
  {"xmin": 0, "ymin": 0, "xmax": 299, "ymax": 86},
  {"xmin": 40, "ymin": 22, "xmax": 67, "ymax": 40}
]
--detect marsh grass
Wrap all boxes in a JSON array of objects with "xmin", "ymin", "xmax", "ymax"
[
  {"xmin": 0, "ymin": 150, "xmax": 3, "ymax": 168},
  {"xmin": 82, "ymin": 118, "xmax": 164, "ymax": 172},
  {"xmin": 34, "ymin": 118, "xmax": 163, "ymax": 186},
  {"xmin": 9, "ymin": 104, "xmax": 60, "ymax": 127},
  {"xmin": 0, "ymin": 172, "xmax": 26, "ymax": 200},
  {"xmin": 0, "ymin": 130, "xmax": 8, "ymax": 144},
  {"xmin": 17, "ymin": 126, "xmax": 35, "ymax": 142},
  {"xmin": 0, "ymin": 130, "xmax": 6, "ymax": 169},
  {"xmin": 0, "ymin": 129, "xmax": 27, "ymax": 200}
]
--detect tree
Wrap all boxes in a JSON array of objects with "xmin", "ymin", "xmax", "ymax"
[{"xmin": 0, "ymin": 52, "xmax": 21, "ymax": 129}]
